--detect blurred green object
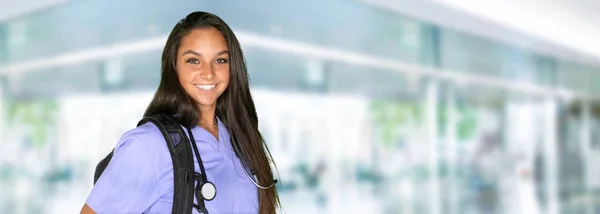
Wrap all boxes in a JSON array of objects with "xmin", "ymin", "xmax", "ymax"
[
  {"xmin": 6, "ymin": 100, "xmax": 58, "ymax": 148},
  {"xmin": 370, "ymin": 100, "xmax": 422, "ymax": 147},
  {"xmin": 370, "ymin": 99, "xmax": 477, "ymax": 146},
  {"xmin": 457, "ymin": 106, "xmax": 478, "ymax": 141}
]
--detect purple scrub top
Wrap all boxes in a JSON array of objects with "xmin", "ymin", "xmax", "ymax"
[{"xmin": 86, "ymin": 117, "xmax": 259, "ymax": 213}]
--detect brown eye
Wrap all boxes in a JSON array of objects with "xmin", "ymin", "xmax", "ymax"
[
  {"xmin": 186, "ymin": 58, "xmax": 200, "ymax": 64},
  {"xmin": 216, "ymin": 58, "xmax": 229, "ymax": 64}
]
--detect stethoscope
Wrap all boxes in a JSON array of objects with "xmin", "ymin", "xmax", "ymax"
[{"xmin": 185, "ymin": 126, "xmax": 278, "ymax": 213}]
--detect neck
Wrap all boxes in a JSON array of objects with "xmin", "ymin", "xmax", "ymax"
[{"xmin": 198, "ymin": 105, "xmax": 217, "ymax": 128}]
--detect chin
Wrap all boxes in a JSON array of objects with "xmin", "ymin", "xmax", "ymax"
[
  {"xmin": 198, "ymin": 102, "xmax": 217, "ymax": 107},
  {"xmin": 196, "ymin": 99, "xmax": 218, "ymax": 108}
]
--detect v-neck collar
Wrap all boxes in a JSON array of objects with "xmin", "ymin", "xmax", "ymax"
[{"xmin": 192, "ymin": 117, "xmax": 225, "ymax": 151}]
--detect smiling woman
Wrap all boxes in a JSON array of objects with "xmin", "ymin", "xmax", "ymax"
[
  {"xmin": 80, "ymin": 11, "xmax": 280, "ymax": 214},
  {"xmin": 176, "ymin": 28, "xmax": 231, "ymax": 138}
]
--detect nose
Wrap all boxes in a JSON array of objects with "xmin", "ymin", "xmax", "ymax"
[{"xmin": 198, "ymin": 63, "xmax": 215, "ymax": 80}]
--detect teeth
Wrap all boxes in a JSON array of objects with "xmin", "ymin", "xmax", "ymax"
[{"xmin": 196, "ymin": 84, "xmax": 216, "ymax": 90}]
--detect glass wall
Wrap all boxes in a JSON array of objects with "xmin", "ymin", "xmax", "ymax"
[
  {"xmin": 555, "ymin": 100, "xmax": 600, "ymax": 214},
  {"xmin": 556, "ymin": 100, "xmax": 588, "ymax": 214},
  {"xmin": 1, "ymin": 0, "xmax": 600, "ymax": 214},
  {"xmin": 1, "ymin": 0, "xmax": 427, "ymax": 65},
  {"xmin": 440, "ymin": 30, "xmax": 554, "ymax": 87}
]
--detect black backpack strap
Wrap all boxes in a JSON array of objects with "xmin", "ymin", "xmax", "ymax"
[
  {"xmin": 93, "ymin": 149, "xmax": 113, "ymax": 185},
  {"xmin": 138, "ymin": 114, "xmax": 195, "ymax": 214}
]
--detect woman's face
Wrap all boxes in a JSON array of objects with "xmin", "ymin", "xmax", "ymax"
[{"xmin": 176, "ymin": 27, "xmax": 230, "ymax": 111}]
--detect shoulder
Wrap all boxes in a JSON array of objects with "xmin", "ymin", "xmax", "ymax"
[
  {"xmin": 114, "ymin": 122, "xmax": 166, "ymax": 152},
  {"xmin": 105, "ymin": 121, "xmax": 173, "ymax": 173},
  {"xmin": 118, "ymin": 122, "xmax": 164, "ymax": 144},
  {"xmin": 106, "ymin": 122, "xmax": 168, "ymax": 172},
  {"xmin": 87, "ymin": 123, "xmax": 167, "ymax": 213}
]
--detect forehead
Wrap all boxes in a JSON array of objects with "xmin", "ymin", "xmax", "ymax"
[{"xmin": 178, "ymin": 28, "xmax": 228, "ymax": 52}]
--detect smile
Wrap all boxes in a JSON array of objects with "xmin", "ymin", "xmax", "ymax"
[{"xmin": 195, "ymin": 84, "xmax": 217, "ymax": 91}]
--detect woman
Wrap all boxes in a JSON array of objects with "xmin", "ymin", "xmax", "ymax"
[{"xmin": 81, "ymin": 11, "xmax": 280, "ymax": 213}]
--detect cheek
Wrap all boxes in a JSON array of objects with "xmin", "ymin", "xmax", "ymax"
[
  {"xmin": 176, "ymin": 66, "xmax": 195, "ymax": 82},
  {"xmin": 218, "ymin": 67, "xmax": 231, "ymax": 84},
  {"xmin": 223, "ymin": 72, "xmax": 231, "ymax": 84},
  {"xmin": 176, "ymin": 67, "xmax": 195, "ymax": 93}
]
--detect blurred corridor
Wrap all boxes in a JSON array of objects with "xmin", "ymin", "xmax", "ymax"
[{"xmin": 1, "ymin": 0, "xmax": 600, "ymax": 213}]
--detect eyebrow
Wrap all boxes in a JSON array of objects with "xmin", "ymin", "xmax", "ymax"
[{"xmin": 181, "ymin": 50, "xmax": 230, "ymax": 57}]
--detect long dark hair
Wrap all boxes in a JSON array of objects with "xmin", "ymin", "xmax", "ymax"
[{"xmin": 144, "ymin": 11, "xmax": 280, "ymax": 213}]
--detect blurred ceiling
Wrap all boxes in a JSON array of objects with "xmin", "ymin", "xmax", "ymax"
[
  {"xmin": 0, "ymin": 0, "xmax": 70, "ymax": 22},
  {"xmin": 2, "ymin": 0, "xmax": 599, "ymax": 68},
  {"xmin": 431, "ymin": 0, "xmax": 600, "ymax": 64},
  {"xmin": 361, "ymin": 0, "xmax": 600, "ymax": 68}
]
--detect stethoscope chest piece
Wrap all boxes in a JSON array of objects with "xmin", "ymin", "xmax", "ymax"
[{"xmin": 201, "ymin": 181, "xmax": 216, "ymax": 201}]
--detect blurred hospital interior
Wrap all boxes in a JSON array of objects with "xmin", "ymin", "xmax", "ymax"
[{"xmin": 2, "ymin": 0, "xmax": 600, "ymax": 213}]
